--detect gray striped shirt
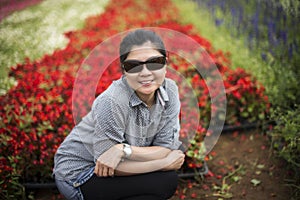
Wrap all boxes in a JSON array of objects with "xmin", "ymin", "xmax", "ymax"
[{"xmin": 53, "ymin": 76, "xmax": 182, "ymax": 181}]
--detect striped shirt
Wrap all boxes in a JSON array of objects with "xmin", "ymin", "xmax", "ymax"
[{"xmin": 53, "ymin": 75, "xmax": 182, "ymax": 181}]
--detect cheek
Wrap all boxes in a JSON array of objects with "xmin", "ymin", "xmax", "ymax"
[
  {"xmin": 154, "ymin": 69, "xmax": 166, "ymax": 81},
  {"xmin": 126, "ymin": 75, "xmax": 137, "ymax": 86}
]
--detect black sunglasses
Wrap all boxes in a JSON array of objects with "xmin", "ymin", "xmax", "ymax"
[{"xmin": 122, "ymin": 56, "xmax": 167, "ymax": 73}]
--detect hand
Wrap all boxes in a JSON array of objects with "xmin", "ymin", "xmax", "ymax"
[
  {"xmin": 94, "ymin": 144, "xmax": 123, "ymax": 177},
  {"xmin": 162, "ymin": 150, "xmax": 185, "ymax": 171}
]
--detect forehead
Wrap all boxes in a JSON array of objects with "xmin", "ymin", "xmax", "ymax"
[{"xmin": 126, "ymin": 42, "xmax": 162, "ymax": 60}]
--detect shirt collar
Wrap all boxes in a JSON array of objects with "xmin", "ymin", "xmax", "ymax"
[
  {"xmin": 122, "ymin": 75, "xmax": 169, "ymax": 107},
  {"xmin": 158, "ymin": 80, "xmax": 169, "ymax": 102}
]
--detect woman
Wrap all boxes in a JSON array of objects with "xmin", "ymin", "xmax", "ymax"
[{"xmin": 53, "ymin": 29, "xmax": 185, "ymax": 200}]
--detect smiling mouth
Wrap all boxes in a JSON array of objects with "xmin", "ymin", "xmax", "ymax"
[{"xmin": 139, "ymin": 80, "xmax": 153, "ymax": 85}]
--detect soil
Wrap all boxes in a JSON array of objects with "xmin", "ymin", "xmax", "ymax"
[
  {"xmin": 33, "ymin": 129, "xmax": 294, "ymax": 200},
  {"xmin": 171, "ymin": 130, "xmax": 294, "ymax": 200}
]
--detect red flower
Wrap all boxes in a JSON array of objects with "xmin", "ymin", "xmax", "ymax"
[{"xmin": 0, "ymin": 0, "xmax": 269, "ymax": 197}]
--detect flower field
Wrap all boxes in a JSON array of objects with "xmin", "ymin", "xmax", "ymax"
[{"xmin": 0, "ymin": 0, "xmax": 274, "ymax": 199}]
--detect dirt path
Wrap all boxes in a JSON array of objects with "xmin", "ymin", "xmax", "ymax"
[{"xmin": 172, "ymin": 130, "xmax": 293, "ymax": 200}]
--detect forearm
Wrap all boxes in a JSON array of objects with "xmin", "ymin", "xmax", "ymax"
[
  {"xmin": 114, "ymin": 159, "xmax": 166, "ymax": 176},
  {"xmin": 95, "ymin": 145, "xmax": 185, "ymax": 177},
  {"xmin": 129, "ymin": 146, "xmax": 171, "ymax": 161}
]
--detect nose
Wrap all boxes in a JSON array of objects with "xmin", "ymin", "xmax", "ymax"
[{"xmin": 139, "ymin": 64, "xmax": 151, "ymax": 76}]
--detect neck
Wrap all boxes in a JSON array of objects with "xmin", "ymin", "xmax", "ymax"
[{"xmin": 137, "ymin": 92, "xmax": 155, "ymax": 108}]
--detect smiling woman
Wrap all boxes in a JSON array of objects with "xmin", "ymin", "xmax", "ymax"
[
  {"xmin": 53, "ymin": 29, "xmax": 185, "ymax": 200},
  {"xmin": 123, "ymin": 44, "xmax": 167, "ymax": 106}
]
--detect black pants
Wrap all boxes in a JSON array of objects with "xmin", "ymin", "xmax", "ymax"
[{"xmin": 80, "ymin": 171, "xmax": 178, "ymax": 200}]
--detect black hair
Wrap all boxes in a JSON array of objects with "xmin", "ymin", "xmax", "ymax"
[{"xmin": 119, "ymin": 29, "xmax": 167, "ymax": 65}]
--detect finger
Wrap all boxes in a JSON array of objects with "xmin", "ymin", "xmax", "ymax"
[
  {"xmin": 181, "ymin": 156, "xmax": 185, "ymax": 162},
  {"xmin": 94, "ymin": 163, "xmax": 98, "ymax": 174},
  {"xmin": 95, "ymin": 161, "xmax": 101, "ymax": 175},
  {"xmin": 108, "ymin": 168, "xmax": 114, "ymax": 177},
  {"xmin": 102, "ymin": 166, "xmax": 108, "ymax": 177},
  {"xmin": 180, "ymin": 160, "xmax": 184, "ymax": 166},
  {"xmin": 98, "ymin": 164, "xmax": 104, "ymax": 177},
  {"xmin": 95, "ymin": 163, "xmax": 100, "ymax": 176}
]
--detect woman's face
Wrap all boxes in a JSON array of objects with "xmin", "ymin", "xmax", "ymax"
[{"xmin": 124, "ymin": 42, "xmax": 167, "ymax": 102}]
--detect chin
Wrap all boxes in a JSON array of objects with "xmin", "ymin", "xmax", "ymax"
[
  {"xmin": 139, "ymin": 90, "xmax": 155, "ymax": 95},
  {"xmin": 137, "ymin": 87, "xmax": 156, "ymax": 95}
]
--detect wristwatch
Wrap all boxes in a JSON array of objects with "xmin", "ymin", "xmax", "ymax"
[{"xmin": 122, "ymin": 143, "xmax": 132, "ymax": 158}]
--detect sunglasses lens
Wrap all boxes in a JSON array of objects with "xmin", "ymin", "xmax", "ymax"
[
  {"xmin": 123, "ymin": 61, "xmax": 142, "ymax": 73},
  {"xmin": 123, "ymin": 56, "xmax": 166, "ymax": 73},
  {"xmin": 146, "ymin": 57, "xmax": 166, "ymax": 71}
]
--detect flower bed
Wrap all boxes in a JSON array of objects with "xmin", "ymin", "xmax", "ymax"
[
  {"xmin": 0, "ymin": 0, "xmax": 269, "ymax": 198},
  {"xmin": 0, "ymin": 0, "xmax": 42, "ymax": 21}
]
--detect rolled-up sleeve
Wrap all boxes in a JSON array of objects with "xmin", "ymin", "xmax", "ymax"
[{"xmin": 92, "ymin": 96, "xmax": 126, "ymax": 161}]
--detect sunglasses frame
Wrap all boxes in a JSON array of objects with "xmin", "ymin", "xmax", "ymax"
[{"xmin": 122, "ymin": 56, "xmax": 167, "ymax": 73}]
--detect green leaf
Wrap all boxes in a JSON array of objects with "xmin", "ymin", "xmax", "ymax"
[
  {"xmin": 251, "ymin": 179, "xmax": 261, "ymax": 186},
  {"xmin": 256, "ymin": 164, "xmax": 265, "ymax": 169},
  {"xmin": 186, "ymin": 150, "xmax": 194, "ymax": 157},
  {"xmin": 189, "ymin": 139, "xmax": 196, "ymax": 145},
  {"xmin": 232, "ymin": 176, "xmax": 242, "ymax": 182}
]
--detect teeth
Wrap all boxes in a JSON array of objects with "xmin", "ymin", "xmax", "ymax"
[{"xmin": 141, "ymin": 80, "xmax": 152, "ymax": 84}]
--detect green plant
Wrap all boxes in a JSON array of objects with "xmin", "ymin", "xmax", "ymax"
[
  {"xmin": 270, "ymin": 106, "xmax": 300, "ymax": 168},
  {"xmin": 173, "ymin": 2, "xmax": 300, "ymax": 197},
  {"xmin": 172, "ymin": 0, "xmax": 300, "ymax": 110},
  {"xmin": 269, "ymin": 105, "xmax": 300, "ymax": 198},
  {"xmin": 212, "ymin": 165, "xmax": 244, "ymax": 199}
]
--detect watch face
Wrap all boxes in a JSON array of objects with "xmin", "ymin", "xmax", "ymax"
[{"xmin": 123, "ymin": 144, "xmax": 132, "ymax": 158}]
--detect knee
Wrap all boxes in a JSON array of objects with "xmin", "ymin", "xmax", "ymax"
[{"xmin": 156, "ymin": 171, "xmax": 178, "ymax": 199}]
